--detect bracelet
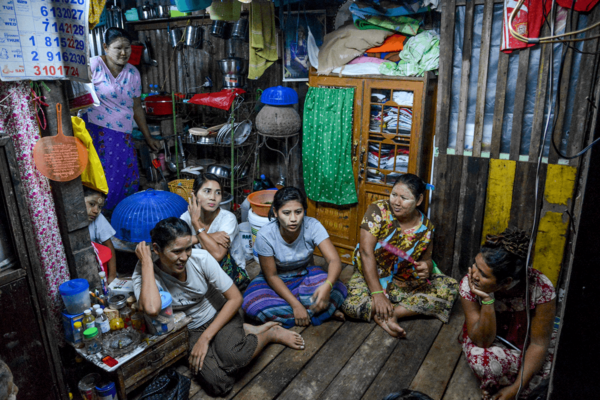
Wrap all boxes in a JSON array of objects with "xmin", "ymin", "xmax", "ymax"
[
  {"xmin": 325, "ymin": 280, "xmax": 333, "ymax": 289},
  {"xmin": 481, "ymin": 298, "xmax": 495, "ymax": 305},
  {"xmin": 371, "ymin": 290, "xmax": 384, "ymax": 296}
]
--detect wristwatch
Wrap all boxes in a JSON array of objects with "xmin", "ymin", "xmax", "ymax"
[{"xmin": 197, "ymin": 228, "xmax": 205, "ymax": 234}]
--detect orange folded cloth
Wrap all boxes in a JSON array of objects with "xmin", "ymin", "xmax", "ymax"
[{"xmin": 366, "ymin": 34, "xmax": 407, "ymax": 53}]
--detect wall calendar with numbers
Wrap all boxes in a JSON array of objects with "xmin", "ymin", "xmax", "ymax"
[{"xmin": 0, "ymin": 0, "xmax": 90, "ymax": 82}]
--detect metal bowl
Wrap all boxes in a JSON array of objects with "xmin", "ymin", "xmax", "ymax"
[
  {"xmin": 206, "ymin": 164, "xmax": 231, "ymax": 179},
  {"xmin": 196, "ymin": 136, "xmax": 215, "ymax": 145}
]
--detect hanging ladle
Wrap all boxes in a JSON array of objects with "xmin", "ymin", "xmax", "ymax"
[{"xmin": 163, "ymin": 140, "xmax": 177, "ymax": 172}]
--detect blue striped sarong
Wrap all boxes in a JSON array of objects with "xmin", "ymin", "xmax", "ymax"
[{"xmin": 242, "ymin": 266, "xmax": 347, "ymax": 328}]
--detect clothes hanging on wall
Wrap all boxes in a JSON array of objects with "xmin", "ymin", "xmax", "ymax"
[
  {"xmin": 302, "ymin": 87, "xmax": 358, "ymax": 206},
  {"xmin": 0, "ymin": 82, "xmax": 70, "ymax": 339},
  {"xmin": 248, "ymin": 0, "xmax": 278, "ymax": 80}
]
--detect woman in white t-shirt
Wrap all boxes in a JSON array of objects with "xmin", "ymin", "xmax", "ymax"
[
  {"xmin": 133, "ymin": 217, "xmax": 305, "ymax": 396},
  {"xmin": 242, "ymin": 187, "xmax": 348, "ymax": 328},
  {"xmin": 181, "ymin": 173, "xmax": 249, "ymax": 290}
]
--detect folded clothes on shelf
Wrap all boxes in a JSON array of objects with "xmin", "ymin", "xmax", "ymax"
[{"xmin": 370, "ymin": 106, "xmax": 412, "ymax": 133}]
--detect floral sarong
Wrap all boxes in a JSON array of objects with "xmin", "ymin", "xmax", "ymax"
[{"xmin": 341, "ymin": 200, "xmax": 458, "ymax": 322}]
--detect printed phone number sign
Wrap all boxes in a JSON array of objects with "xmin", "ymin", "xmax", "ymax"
[{"xmin": 0, "ymin": 0, "xmax": 90, "ymax": 81}]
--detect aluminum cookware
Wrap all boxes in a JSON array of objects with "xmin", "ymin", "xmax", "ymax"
[
  {"xmin": 210, "ymin": 20, "xmax": 228, "ymax": 39},
  {"xmin": 196, "ymin": 136, "xmax": 216, "ymax": 145},
  {"xmin": 170, "ymin": 28, "xmax": 183, "ymax": 48},
  {"xmin": 184, "ymin": 25, "xmax": 203, "ymax": 49},
  {"xmin": 231, "ymin": 19, "xmax": 249, "ymax": 41},
  {"xmin": 218, "ymin": 58, "xmax": 245, "ymax": 75},
  {"xmin": 156, "ymin": 5, "xmax": 170, "ymax": 19},
  {"xmin": 206, "ymin": 164, "xmax": 231, "ymax": 179}
]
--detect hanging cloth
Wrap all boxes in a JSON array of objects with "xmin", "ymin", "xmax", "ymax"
[
  {"xmin": 72, "ymin": 116, "xmax": 109, "ymax": 195},
  {"xmin": 302, "ymin": 87, "xmax": 358, "ymax": 206},
  {"xmin": 89, "ymin": 0, "xmax": 107, "ymax": 30},
  {"xmin": 248, "ymin": 0, "xmax": 278, "ymax": 80},
  {"xmin": 0, "ymin": 82, "xmax": 70, "ymax": 340}
]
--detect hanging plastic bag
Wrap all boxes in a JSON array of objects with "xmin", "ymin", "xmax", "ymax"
[
  {"xmin": 188, "ymin": 89, "xmax": 246, "ymax": 111},
  {"xmin": 71, "ymin": 116, "xmax": 109, "ymax": 195},
  {"xmin": 68, "ymin": 82, "xmax": 100, "ymax": 112},
  {"xmin": 502, "ymin": 0, "xmax": 530, "ymax": 52}
]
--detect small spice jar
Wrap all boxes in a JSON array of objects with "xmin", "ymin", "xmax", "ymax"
[
  {"xmin": 82, "ymin": 327, "xmax": 102, "ymax": 355},
  {"xmin": 108, "ymin": 295, "xmax": 127, "ymax": 331}
]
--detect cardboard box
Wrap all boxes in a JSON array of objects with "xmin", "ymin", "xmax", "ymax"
[
  {"xmin": 62, "ymin": 310, "xmax": 85, "ymax": 344},
  {"xmin": 109, "ymin": 279, "xmax": 134, "ymax": 297}
]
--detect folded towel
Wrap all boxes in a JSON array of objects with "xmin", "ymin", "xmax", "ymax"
[
  {"xmin": 366, "ymin": 34, "xmax": 407, "ymax": 53},
  {"xmin": 248, "ymin": 0, "xmax": 278, "ymax": 80}
]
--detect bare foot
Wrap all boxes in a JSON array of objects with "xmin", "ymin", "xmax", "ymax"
[
  {"xmin": 374, "ymin": 315, "xmax": 406, "ymax": 338},
  {"xmin": 243, "ymin": 321, "xmax": 281, "ymax": 336},
  {"xmin": 267, "ymin": 325, "xmax": 305, "ymax": 350},
  {"xmin": 332, "ymin": 310, "xmax": 346, "ymax": 322},
  {"xmin": 481, "ymin": 388, "xmax": 491, "ymax": 400},
  {"xmin": 385, "ymin": 316, "xmax": 406, "ymax": 338}
]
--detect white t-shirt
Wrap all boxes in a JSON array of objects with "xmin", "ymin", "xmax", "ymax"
[
  {"xmin": 180, "ymin": 209, "xmax": 246, "ymax": 270},
  {"xmin": 132, "ymin": 249, "xmax": 233, "ymax": 329},
  {"xmin": 253, "ymin": 217, "xmax": 329, "ymax": 275},
  {"xmin": 88, "ymin": 213, "xmax": 116, "ymax": 244}
]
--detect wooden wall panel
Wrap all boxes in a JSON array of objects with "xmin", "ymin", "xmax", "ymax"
[
  {"xmin": 509, "ymin": 161, "xmax": 547, "ymax": 234},
  {"xmin": 430, "ymin": 153, "xmax": 464, "ymax": 274},
  {"xmin": 480, "ymin": 159, "xmax": 516, "ymax": 242},
  {"xmin": 451, "ymin": 157, "xmax": 490, "ymax": 279}
]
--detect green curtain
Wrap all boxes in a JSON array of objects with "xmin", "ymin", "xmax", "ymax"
[{"xmin": 302, "ymin": 87, "xmax": 358, "ymax": 205}]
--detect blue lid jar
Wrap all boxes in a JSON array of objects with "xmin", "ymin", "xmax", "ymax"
[
  {"xmin": 59, "ymin": 279, "xmax": 89, "ymax": 297},
  {"xmin": 160, "ymin": 291, "xmax": 173, "ymax": 309}
]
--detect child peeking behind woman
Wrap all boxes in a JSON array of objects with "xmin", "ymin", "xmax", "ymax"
[{"xmin": 84, "ymin": 186, "xmax": 117, "ymax": 283}]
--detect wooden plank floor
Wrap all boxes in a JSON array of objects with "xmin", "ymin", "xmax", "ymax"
[{"xmin": 131, "ymin": 260, "xmax": 481, "ymax": 400}]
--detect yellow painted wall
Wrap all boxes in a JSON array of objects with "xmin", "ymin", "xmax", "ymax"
[{"xmin": 481, "ymin": 159, "xmax": 516, "ymax": 243}]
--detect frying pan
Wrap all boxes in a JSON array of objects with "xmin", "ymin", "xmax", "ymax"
[{"xmin": 33, "ymin": 104, "xmax": 88, "ymax": 181}]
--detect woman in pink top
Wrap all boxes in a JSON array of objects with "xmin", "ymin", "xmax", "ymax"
[{"xmin": 84, "ymin": 28, "xmax": 160, "ymax": 211}]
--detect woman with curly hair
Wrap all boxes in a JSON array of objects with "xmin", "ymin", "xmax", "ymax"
[{"xmin": 461, "ymin": 228, "xmax": 556, "ymax": 400}]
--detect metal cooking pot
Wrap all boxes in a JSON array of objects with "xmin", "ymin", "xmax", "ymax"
[
  {"xmin": 218, "ymin": 58, "xmax": 245, "ymax": 75},
  {"xmin": 169, "ymin": 28, "xmax": 183, "ymax": 48},
  {"xmin": 210, "ymin": 20, "xmax": 228, "ymax": 39},
  {"xmin": 184, "ymin": 25, "xmax": 203, "ymax": 49},
  {"xmin": 156, "ymin": 5, "xmax": 170, "ymax": 19},
  {"xmin": 231, "ymin": 18, "xmax": 249, "ymax": 41},
  {"xmin": 206, "ymin": 164, "xmax": 231, "ymax": 179}
]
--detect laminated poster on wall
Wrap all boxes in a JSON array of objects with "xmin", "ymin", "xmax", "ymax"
[{"xmin": 0, "ymin": 0, "xmax": 90, "ymax": 82}]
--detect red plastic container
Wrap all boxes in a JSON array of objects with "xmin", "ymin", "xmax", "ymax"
[
  {"xmin": 92, "ymin": 242, "xmax": 112, "ymax": 276},
  {"xmin": 145, "ymin": 95, "xmax": 173, "ymax": 115},
  {"xmin": 128, "ymin": 45, "xmax": 144, "ymax": 65}
]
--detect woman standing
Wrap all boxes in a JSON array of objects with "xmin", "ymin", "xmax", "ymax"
[
  {"xmin": 460, "ymin": 229, "xmax": 556, "ymax": 400},
  {"xmin": 133, "ymin": 218, "xmax": 305, "ymax": 396},
  {"xmin": 242, "ymin": 187, "xmax": 347, "ymax": 328},
  {"xmin": 85, "ymin": 27, "xmax": 160, "ymax": 211},
  {"xmin": 181, "ymin": 173, "xmax": 250, "ymax": 290},
  {"xmin": 341, "ymin": 174, "xmax": 458, "ymax": 337}
]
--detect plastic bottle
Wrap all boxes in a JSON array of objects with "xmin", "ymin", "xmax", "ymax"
[
  {"xmin": 82, "ymin": 309, "xmax": 95, "ymax": 331},
  {"xmin": 92, "ymin": 304, "xmax": 101, "ymax": 313},
  {"xmin": 73, "ymin": 322, "xmax": 84, "ymax": 348},
  {"xmin": 95, "ymin": 309, "xmax": 110, "ymax": 334},
  {"xmin": 252, "ymin": 179, "xmax": 265, "ymax": 192},
  {"xmin": 98, "ymin": 271, "xmax": 109, "ymax": 296},
  {"xmin": 260, "ymin": 174, "xmax": 275, "ymax": 189}
]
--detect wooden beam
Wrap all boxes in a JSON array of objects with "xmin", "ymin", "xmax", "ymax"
[
  {"xmin": 361, "ymin": 318, "xmax": 443, "ymax": 399},
  {"xmin": 278, "ymin": 322, "xmax": 377, "ymax": 400},
  {"xmin": 234, "ymin": 322, "xmax": 343, "ymax": 400},
  {"xmin": 490, "ymin": 51, "xmax": 509, "ymax": 159},
  {"xmin": 567, "ymin": 5, "xmax": 600, "ymax": 166},
  {"xmin": 39, "ymin": 81, "xmax": 101, "ymax": 289},
  {"xmin": 509, "ymin": 161, "xmax": 547, "ymax": 234},
  {"xmin": 409, "ymin": 303, "xmax": 465, "ymax": 399},
  {"xmin": 472, "ymin": 0, "xmax": 494, "ymax": 157},
  {"xmin": 435, "ymin": 0, "xmax": 457, "ymax": 153},
  {"xmin": 452, "ymin": 157, "xmax": 490, "ymax": 279},
  {"xmin": 455, "ymin": 0, "xmax": 476, "ymax": 155},
  {"xmin": 509, "ymin": 48, "xmax": 531, "ymax": 160},
  {"xmin": 480, "ymin": 159, "xmax": 516, "ymax": 243},
  {"xmin": 430, "ymin": 154, "xmax": 464, "ymax": 274},
  {"xmin": 529, "ymin": 23, "xmax": 552, "ymax": 161}
]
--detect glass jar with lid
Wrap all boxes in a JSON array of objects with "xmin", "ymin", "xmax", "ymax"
[{"xmin": 83, "ymin": 327, "xmax": 102, "ymax": 355}]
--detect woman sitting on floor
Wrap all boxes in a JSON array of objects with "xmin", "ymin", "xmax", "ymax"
[
  {"xmin": 460, "ymin": 228, "xmax": 556, "ymax": 400},
  {"xmin": 242, "ymin": 187, "xmax": 348, "ymax": 328},
  {"xmin": 180, "ymin": 173, "xmax": 250, "ymax": 290},
  {"xmin": 341, "ymin": 173, "xmax": 458, "ymax": 337},
  {"xmin": 133, "ymin": 217, "xmax": 304, "ymax": 396}
]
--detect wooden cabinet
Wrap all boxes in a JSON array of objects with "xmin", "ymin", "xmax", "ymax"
[{"xmin": 307, "ymin": 71, "xmax": 437, "ymax": 261}]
